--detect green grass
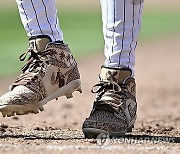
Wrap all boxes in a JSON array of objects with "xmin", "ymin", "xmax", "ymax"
[
  {"xmin": 0, "ymin": 7, "xmax": 180, "ymax": 78},
  {"xmin": 140, "ymin": 9, "xmax": 180, "ymax": 41},
  {"xmin": 59, "ymin": 10, "xmax": 103, "ymax": 56}
]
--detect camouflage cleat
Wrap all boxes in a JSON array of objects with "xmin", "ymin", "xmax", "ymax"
[
  {"xmin": 82, "ymin": 66, "xmax": 137, "ymax": 138},
  {"xmin": 0, "ymin": 35, "xmax": 82, "ymax": 117}
]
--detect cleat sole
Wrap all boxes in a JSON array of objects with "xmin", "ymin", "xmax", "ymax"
[
  {"xmin": 0, "ymin": 79, "xmax": 81, "ymax": 117},
  {"xmin": 83, "ymin": 125, "xmax": 134, "ymax": 139}
]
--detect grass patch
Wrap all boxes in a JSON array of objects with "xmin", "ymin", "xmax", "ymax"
[
  {"xmin": 59, "ymin": 10, "xmax": 103, "ymax": 56},
  {"xmin": 140, "ymin": 9, "xmax": 180, "ymax": 41}
]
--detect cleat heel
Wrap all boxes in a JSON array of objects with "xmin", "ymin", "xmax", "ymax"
[{"xmin": 76, "ymin": 87, "xmax": 82, "ymax": 93}]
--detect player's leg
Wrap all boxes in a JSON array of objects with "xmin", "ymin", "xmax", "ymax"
[
  {"xmin": 83, "ymin": 0, "xmax": 144, "ymax": 138},
  {"xmin": 0, "ymin": 0, "xmax": 82, "ymax": 117},
  {"xmin": 16, "ymin": 0, "xmax": 63, "ymax": 41}
]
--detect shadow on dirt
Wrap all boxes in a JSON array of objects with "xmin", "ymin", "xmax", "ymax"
[{"xmin": 0, "ymin": 133, "xmax": 84, "ymax": 140}]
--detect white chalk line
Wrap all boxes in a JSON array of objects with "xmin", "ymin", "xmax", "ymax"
[{"xmin": 0, "ymin": 143, "xmax": 179, "ymax": 152}]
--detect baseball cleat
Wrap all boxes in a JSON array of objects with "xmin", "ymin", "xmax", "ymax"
[
  {"xmin": 82, "ymin": 66, "xmax": 137, "ymax": 138},
  {"xmin": 0, "ymin": 35, "xmax": 81, "ymax": 117}
]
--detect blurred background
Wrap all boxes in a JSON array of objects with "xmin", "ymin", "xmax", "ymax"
[{"xmin": 0, "ymin": 0, "xmax": 180, "ymax": 78}]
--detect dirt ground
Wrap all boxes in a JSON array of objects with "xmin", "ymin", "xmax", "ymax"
[{"xmin": 0, "ymin": 36, "xmax": 180, "ymax": 153}]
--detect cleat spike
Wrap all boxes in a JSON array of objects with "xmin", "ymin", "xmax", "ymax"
[
  {"xmin": 76, "ymin": 87, "xmax": 82, "ymax": 93},
  {"xmin": 1, "ymin": 110, "xmax": 14, "ymax": 117},
  {"xmin": 32, "ymin": 109, "xmax": 39, "ymax": 114},
  {"xmin": 16, "ymin": 110, "xmax": 25, "ymax": 115},
  {"xmin": 12, "ymin": 111, "xmax": 15, "ymax": 116},
  {"xmin": 39, "ymin": 106, "xmax": 44, "ymax": 112},
  {"xmin": 1, "ymin": 111, "xmax": 6, "ymax": 117},
  {"xmin": 6, "ymin": 111, "xmax": 13, "ymax": 117},
  {"xmin": 24, "ymin": 112, "xmax": 28, "ymax": 115},
  {"xmin": 7, "ymin": 114, "xmax": 12, "ymax": 117},
  {"xmin": 2, "ymin": 113, "xmax": 6, "ymax": 117},
  {"xmin": 66, "ymin": 93, "xmax": 73, "ymax": 99}
]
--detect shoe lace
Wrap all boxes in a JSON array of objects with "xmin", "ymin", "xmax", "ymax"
[
  {"xmin": 11, "ymin": 48, "xmax": 54, "ymax": 88},
  {"xmin": 91, "ymin": 81, "xmax": 127, "ymax": 113},
  {"xmin": 19, "ymin": 48, "xmax": 54, "ymax": 73}
]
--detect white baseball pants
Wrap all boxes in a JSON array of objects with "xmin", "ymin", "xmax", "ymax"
[{"xmin": 16, "ymin": 0, "xmax": 144, "ymax": 74}]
